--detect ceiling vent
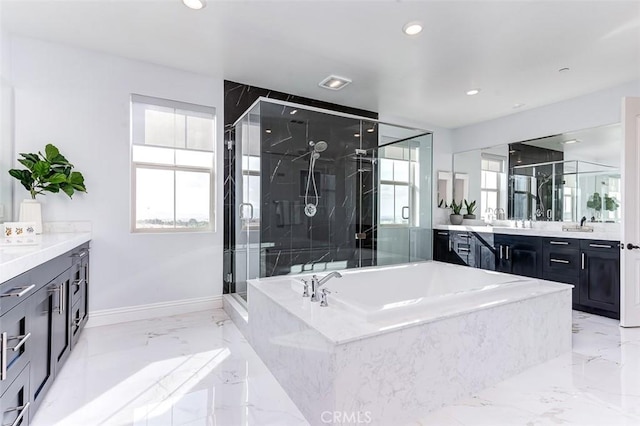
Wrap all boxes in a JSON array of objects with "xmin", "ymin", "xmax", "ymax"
[{"xmin": 319, "ymin": 75, "xmax": 352, "ymax": 91}]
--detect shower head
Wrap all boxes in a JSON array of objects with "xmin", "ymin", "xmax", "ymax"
[{"xmin": 313, "ymin": 141, "xmax": 328, "ymax": 152}]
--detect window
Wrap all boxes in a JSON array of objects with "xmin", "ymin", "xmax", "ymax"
[
  {"xmin": 379, "ymin": 145, "xmax": 419, "ymax": 225},
  {"xmin": 131, "ymin": 94, "xmax": 215, "ymax": 232},
  {"xmin": 480, "ymin": 156, "xmax": 504, "ymax": 219}
]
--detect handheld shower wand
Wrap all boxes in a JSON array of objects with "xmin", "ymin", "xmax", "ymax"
[{"xmin": 304, "ymin": 141, "xmax": 328, "ymax": 217}]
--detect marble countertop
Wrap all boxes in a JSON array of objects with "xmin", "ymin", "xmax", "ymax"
[
  {"xmin": 0, "ymin": 232, "xmax": 92, "ymax": 282},
  {"xmin": 249, "ymin": 266, "xmax": 571, "ymax": 345},
  {"xmin": 434, "ymin": 224, "xmax": 619, "ymax": 241}
]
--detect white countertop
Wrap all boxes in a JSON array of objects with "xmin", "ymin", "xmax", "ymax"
[
  {"xmin": 0, "ymin": 232, "xmax": 92, "ymax": 282},
  {"xmin": 434, "ymin": 224, "xmax": 619, "ymax": 241},
  {"xmin": 249, "ymin": 265, "xmax": 570, "ymax": 345}
]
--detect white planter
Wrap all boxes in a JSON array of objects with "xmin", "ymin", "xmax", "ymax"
[{"xmin": 19, "ymin": 199, "xmax": 42, "ymax": 234}]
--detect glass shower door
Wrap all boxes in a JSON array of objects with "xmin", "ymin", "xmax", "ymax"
[
  {"xmin": 377, "ymin": 134, "xmax": 432, "ymax": 264},
  {"xmin": 233, "ymin": 103, "xmax": 261, "ymax": 302}
]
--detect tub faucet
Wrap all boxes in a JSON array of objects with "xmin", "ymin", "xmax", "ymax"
[{"xmin": 311, "ymin": 272, "xmax": 342, "ymax": 302}]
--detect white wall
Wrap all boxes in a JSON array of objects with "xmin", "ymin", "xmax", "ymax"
[
  {"xmin": 10, "ymin": 36, "xmax": 224, "ymax": 312},
  {"xmin": 453, "ymin": 80, "xmax": 640, "ymax": 152},
  {"xmin": 0, "ymin": 26, "xmax": 13, "ymax": 222}
]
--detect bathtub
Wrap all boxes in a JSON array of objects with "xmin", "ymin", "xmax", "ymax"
[
  {"xmin": 293, "ymin": 261, "xmax": 531, "ymax": 321},
  {"xmin": 247, "ymin": 261, "xmax": 572, "ymax": 425}
]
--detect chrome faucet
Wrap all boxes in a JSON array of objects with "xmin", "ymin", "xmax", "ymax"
[
  {"xmin": 311, "ymin": 272, "xmax": 342, "ymax": 302},
  {"xmin": 495, "ymin": 208, "xmax": 506, "ymax": 220}
]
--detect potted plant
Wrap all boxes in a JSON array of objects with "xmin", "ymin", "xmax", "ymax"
[
  {"xmin": 8, "ymin": 144, "xmax": 87, "ymax": 233},
  {"xmin": 464, "ymin": 199, "xmax": 477, "ymax": 219},
  {"xmin": 450, "ymin": 199, "xmax": 463, "ymax": 225}
]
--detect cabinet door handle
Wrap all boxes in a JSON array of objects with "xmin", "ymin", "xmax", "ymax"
[
  {"xmin": 73, "ymin": 279, "xmax": 85, "ymax": 288},
  {"xmin": 550, "ymin": 241, "xmax": 569, "ymax": 245},
  {"xmin": 1, "ymin": 332, "xmax": 6, "ymax": 381},
  {"xmin": 72, "ymin": 250, "xmax": 88, "ymax": 258},
  {"xmin": 0, "ymin": 285, "xmax": 35, "ymax": 298},
  {"xmin": 8, "ymin": 333, "xmax": 31, "ymax": 352},
  {"xmin": 581, "ymin": 252, "xmax": 585, "ymax": 270},
  {"xmin": 448, "ymin": 240, "xmax": 452, "ymax": 252},
  {"xmin": 60, "ymin": 282, "xmax": 65, "ymax": 315},
  {"xmin": 505, "ymin": 245, "xmax": 510, "ymax": 260},
  {"xmin": 459, "ymin": 234, "xmax": 470, "ymax": 239},
  {"xmin": 550, "ymin": 258, "xmax": 570, "ymax": 264},
  {"xmin": 6, "ymin": 402, "xmax": 30, "ymax": 426},
  {"xmin": 589, "ymin": 244, "xmax": 612, "ymax": 249},
  {"xmin": 458, "ymin": 247, "xmax": 470, "ymax": 252},
  {"xmin": 438, "ymin": 232, "xmax": 448, "ymax": 236},
  {"xmin": 499, "ymin": 245, "xmax": 503, "ymax": 259}
]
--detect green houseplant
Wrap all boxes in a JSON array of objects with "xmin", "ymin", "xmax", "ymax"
[
  {"xmin": 464, "ymin": 199, "xmax": 477, "ymax": 219},
  {"xmin": 9, "ymin": 144, "xmax": 87, "ymax": 199},
  {"xmin": 8, "ymin": 144, "xmax": 87, "ymax": 234},
  {"xmin": 450, "ymin": 199, "xmax": 463, "ymax": 225}
]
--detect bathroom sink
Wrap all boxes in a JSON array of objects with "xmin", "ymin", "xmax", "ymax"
[{"xmin": 562, "ymin": 225, "xmax": 594, "ymax": 232}]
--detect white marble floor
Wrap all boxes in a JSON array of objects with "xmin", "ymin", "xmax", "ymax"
[
  {"xmin": 31, "ymin": 309, "xmax": 307, "ymax": 426},
  {"xmin": 32, "ymin": 309, "xmax": 640, "ymax": 426}
]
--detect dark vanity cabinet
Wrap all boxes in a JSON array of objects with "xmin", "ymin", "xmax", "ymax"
[
  {"xmin": 495, "ymin": 234, "xmax": 542, "ymax": 278},
  {"xmin": 1, "ymin": 242, "xmax": 90, "ymax": 424},
  {"xmin": 433, "ymin": 230, "xmax": 620, "ymax": 319},
  {"xmin": 542, "ymin": 237, "xmax": 580, "ymax": 304},
  {"xmin": 579, "ymin": 240, "xmax": 620, "ymax": 317}
]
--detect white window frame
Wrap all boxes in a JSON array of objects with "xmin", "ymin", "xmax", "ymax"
[
  {"xmin": 130, "ymin": 94, "xmax": 216, "ymax": 233},
  {"xmin": 480, "ymin": 154, "xmax": 505, "ymax": 219}
]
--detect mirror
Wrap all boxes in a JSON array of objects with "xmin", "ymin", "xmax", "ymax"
[
  {"xmin": 453, "ymin": 123, "xmax": 621, "ymax": 223},
  {"xmin": 453, "ymin": 146, "xmax": 508, "ymax": 220},
  {"xmin": 436, "ymin": 171, "xmax": 452, "ymax": 208},
  {"xmin": 0, "ymin": 80, "xmax": 13, "ymax": 223}
]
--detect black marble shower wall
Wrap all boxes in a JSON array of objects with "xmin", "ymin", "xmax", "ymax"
[
  {"xmin": 508, "ymin": 142, "xmax": 564, "ymax": 221},
  {"xmin": 223, "ymin": 81, "xmax": 378, "ymax": 291}
]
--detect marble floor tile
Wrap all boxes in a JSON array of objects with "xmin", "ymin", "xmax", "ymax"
[
  {"xmin": 31, "ymin": 310, "xmax": 307, "ymax": 426},
  {"xmin": 32, "ymin": 310, "xmax": 640, "ymax": 426}
]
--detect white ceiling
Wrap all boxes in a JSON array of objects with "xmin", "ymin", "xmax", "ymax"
[{"xmin": 2, "ymin": 0, "xmax": 639, "ymax": 128}]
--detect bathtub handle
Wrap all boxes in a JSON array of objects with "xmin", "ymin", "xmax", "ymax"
[
  {"xmin": 300, "ymin": 279, "xmax": 310, "ymax": 298},
  {"xmin": 320, "ymin": 289, "xmax": 331, "ymax": 307}
]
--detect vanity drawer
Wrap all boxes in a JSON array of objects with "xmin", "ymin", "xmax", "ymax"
[
  {"xmin": 580, "ymin": 240, "xmax": 620, "ymax": 252},
  {"xmin": 0, "ymin": 273, "xmax": 35, "ymax": 316},
  {"xmin": 0, "ymin": 301, "xmax": 31, "ymax": 397},
  {"xmin": 542, "ymin": 237, "xmax": 580, "ymax": 250},
  {"xmin": 1, "ymin": 364, "xmax": 30, "ymax": 426}
]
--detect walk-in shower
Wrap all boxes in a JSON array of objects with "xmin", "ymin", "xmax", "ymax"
[{"xmin": 225, "ymin": 98, "xmax": 433, "ymax": 303}]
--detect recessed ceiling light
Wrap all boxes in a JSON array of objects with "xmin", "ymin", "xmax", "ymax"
[
  {"xmin": 290, "ymin": 109, "xmax": 298, "ymax": 115},
  {"xmin": 354, "ymin": 133, "xmax": 360, "ymax": 138},
  {"xmin": 559, "ymin": 67, "xmax": 570, "ymax": 73},
  {"xmin": 319, "ymin": 75, "xmax": 352, "ymax": 91},
  {"xmin": 367, "ymin": 127, "xmax": 375, "ymax": 133},
  {"xmin": 265, "ymin": 129, "xmax": 272, "ymax": 134},
  {"xmin": 466, "ymin": 89, "xmax": 481, "ymax": 96},
  {"xmin": 513, "ymin": 103, "xmax": 525, "ymax": 109},
  {"xmin": 182, "ymin": 0, "xmax": 206, "ymax": 10},
  {"xmin": 402, "ymin": 21, "xmax": 423, "ymax": 36},
  {"xmin": 562, "ymin": 139, "xmax": 579, "ymax": 145}
]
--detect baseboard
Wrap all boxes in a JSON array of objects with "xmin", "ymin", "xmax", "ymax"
[{"xmin": 86, "ymin": 295, "xmax": 223, "ymax": 328}]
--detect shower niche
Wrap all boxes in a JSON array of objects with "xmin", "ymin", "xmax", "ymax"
[{"xmin": 228, "ymin": 98, "xmax": 432, "ymax": 301}]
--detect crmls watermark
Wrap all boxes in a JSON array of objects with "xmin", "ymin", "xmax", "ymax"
[{"xmin": 320, "ymin": 411, "xmax": 373, "ymax": 424}]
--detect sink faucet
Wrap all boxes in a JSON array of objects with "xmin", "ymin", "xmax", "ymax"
[
  {"xmin": 495, "ymin": 208, "xmax": 505, "ymax": 220},
  {"xmin": 311, "ymin": 272, "xmax": 342, "ymax": 302},
  {"xmin": 580, "ymin": 216, "xmax": 587, "ymax": 227}
]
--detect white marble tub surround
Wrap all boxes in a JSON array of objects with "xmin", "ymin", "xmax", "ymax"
[
  {"xmin": 0, "ymin": 231, "xmax": 91, "ymax": 282},
  {"xmin": 248, "ymin": 262, "xmax": 572, "ymax": 425}
]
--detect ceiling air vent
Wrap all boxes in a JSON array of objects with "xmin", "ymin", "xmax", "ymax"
[{"xmin": 319, "ymin": 75, "xmax": 352, "ymax": 91}]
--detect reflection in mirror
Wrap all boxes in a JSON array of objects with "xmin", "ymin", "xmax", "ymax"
[
  {"xmin": 508, "ymin": 123, "xmax": 621, "ymax": 223},
  {"xmin": 436, "ymin": 171, "xmax": 452, "ymax": 208},
  {"xmin": 452, "ymin": 123, "xmax": 620, "ymax": 224},
  {"xmin": 453, "ymin": 147, "xmax": 508, "ymax": 221}
]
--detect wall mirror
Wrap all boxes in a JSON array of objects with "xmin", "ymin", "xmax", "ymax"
[
  {"xmin": 437, "ymin": 171, "xmax": 452, "ymax": 208},
  {"xmin": 0, "ymin": 81, "xmax": 13, "ymax": 223},
  {"xmin": 453, "ymin": 123, "xmax": 621, "ymax": 223}
]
